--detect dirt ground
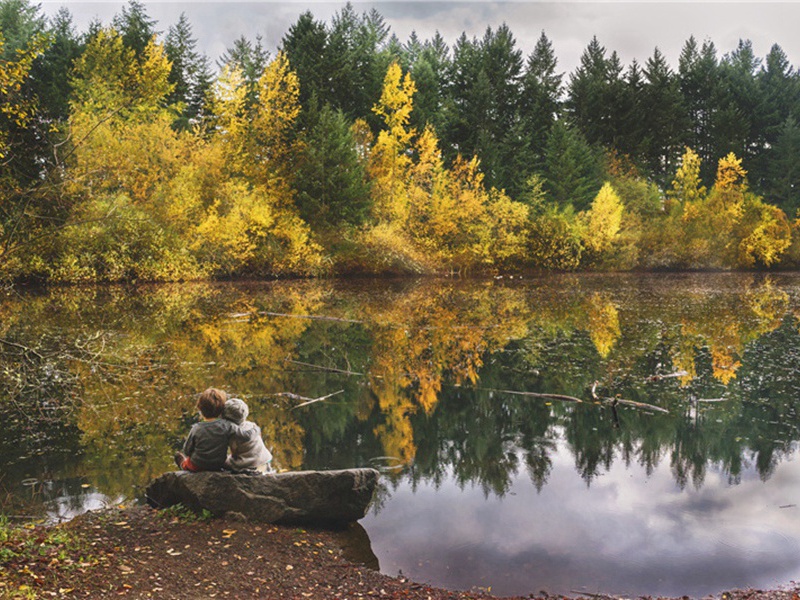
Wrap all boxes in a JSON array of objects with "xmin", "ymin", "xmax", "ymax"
[{"xmin": 1, "ymin": 505, "xmax": 799, "ymax": 600}]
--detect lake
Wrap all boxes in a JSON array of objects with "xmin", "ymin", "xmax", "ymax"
[{"xmin": 2, "ymin": 273, "xmax": 799, "ymax": 597}]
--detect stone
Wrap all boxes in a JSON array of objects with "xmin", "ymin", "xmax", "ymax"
[{"xmin": 145, "ymin": 468, "xmax": 379, "ymax": 525}]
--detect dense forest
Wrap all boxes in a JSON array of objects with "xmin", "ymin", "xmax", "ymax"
[{"xmin": 1, "ymin": 0, "xmax": 800, "ymax": 281}]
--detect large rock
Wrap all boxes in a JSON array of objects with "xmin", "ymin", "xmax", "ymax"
[{"xmin": 145, "ymin": 468, "xmax": 379, "ymax": 525}]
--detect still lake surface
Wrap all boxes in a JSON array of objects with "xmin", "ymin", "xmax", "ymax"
[{"xmin": 2, "ymin": 273, "xmax": 800, "ymax": 597}]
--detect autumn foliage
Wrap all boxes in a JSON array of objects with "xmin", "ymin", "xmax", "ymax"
[{"xmin": 1, "ymin": 5, "xmax": 799, "ymax": 282}]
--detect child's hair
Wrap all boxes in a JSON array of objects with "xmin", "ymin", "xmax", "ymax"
[
  {"xmin": 222, "ymin": 398, "xmax": 249, "ymax": 425},
  {"xmin": 196, "ymin": 388, "xmax": 227, "ymax": 418}
]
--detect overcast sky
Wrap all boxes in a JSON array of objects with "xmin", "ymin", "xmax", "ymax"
[{"xmin": 37, "ymin": 1, "xmax": 800, "ymax": 76}]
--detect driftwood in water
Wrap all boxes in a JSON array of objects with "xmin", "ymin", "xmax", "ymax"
[
  {"xmin": 280, "ymin": 389, "xmax": 345, "ymax": 409},
  {"xmin": 591, "ymin": 381, "xmax": 669, "ymax": 414},
  {"xmin": 480, "ymin": 386, "xmax": 583, "ymax": 403},
  {"xmin": 285, "ymin": 359, "xmax": 365, "ymax": 377}
]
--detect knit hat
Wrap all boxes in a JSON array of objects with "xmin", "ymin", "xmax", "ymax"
[{"xmin": 223, "ymin": 397, "xmax": 249, "ymax": 425}]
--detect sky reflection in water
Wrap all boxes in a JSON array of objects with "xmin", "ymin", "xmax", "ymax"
[{"xmin": 364, "ymin": 440, "xmax": 800, "ymax": 597}]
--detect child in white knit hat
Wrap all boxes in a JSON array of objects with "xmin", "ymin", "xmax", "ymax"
[{"xmin": 221, "ymin": 398, "xmax": 273, "ymax": 473}]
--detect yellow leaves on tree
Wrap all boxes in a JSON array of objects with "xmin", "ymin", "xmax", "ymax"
[
  {"xmin": 372, "ymin": 62, "xmax": 416, "ymax": 150},
  {"xmin": 581, "ymin": 182, "xmax": 624, "ymax": 256},
  {"xmin": 199, "ymin": 52, "xmax": 322, "ymax": 277},
  {"xmin": 364, "ymin": 62, "xmax": 529, "ymax": 274},
  {"xmin": 369, "ymin": 62, "xmax": 417, "ymax": 224},
  {"xmin": 667, "ymin": 149, "xmax": 791, "ymax": 269},
  {"xmin": 0, "ymin": 32, "xmax": 46, "ymax": 158},
  {"xmin": 715, "ymin": 152, "xmax": 748, "ymax": 192},
  {"xmin": 57, "ymin": 39, "xmax": 321, "ymax": 281},
  {"xmin": 669, "ymin": 147, "xmax": 707, "ymax": 207},
  {"xmin": 71, "ymin": 29, "xmax": 173, "ymax": 115}
]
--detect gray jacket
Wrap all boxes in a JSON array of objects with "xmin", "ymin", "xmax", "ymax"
[
  {"xmin": 226, "ymin": 420, "xmax": 273, "ymax": 471},
  {"xmin": 182, "ymin": 418, "xmax": 242, "ymax": 471},
  {"xmin": 222, "ymin": 398, "xmax": 273, "ymax": 471}
]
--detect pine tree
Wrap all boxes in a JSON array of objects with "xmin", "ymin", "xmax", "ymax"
[
  {"xmin": 543, "ymin": 121, "xmax": 603, "ymax": 211},
  {"xmin": 765, "ymin": 117, "xmax": 800, "ymax": 214},
  {"xmin": 754, "ymin": 44, "xmax": 798, "ymax": 192},
  {"xmin": 112, "ymin": 0, "xmax": 158, "ymax": 58},
  {"xmin": 294, "ymin": 104, "xmax": 371, "ymax": 227},
  {"xmin": 519, "ymin": 31, "xmax": 562, "ymax": 172},
  {"xmin": 281, "ymin": 11, "xmax": 329, "ymax": 109},
  {"xmin": 713, "ymin": 40, "xmax": 764, "ymax": 180},
  {"xmin": 164, "ymin": 13, "xmax": 212, "ymax": 128},
  {"xmin": 641, "ymin": 47, "xmax": 685, "ymax": 184},
  {"xmin": 678, "ymin": 37, "xmax": 720, "ymax": 184}
]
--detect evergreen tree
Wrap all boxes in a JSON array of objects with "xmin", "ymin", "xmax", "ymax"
[
  {"xmin": 678, "ymin": 37, "xmax": 719, "ymax": 184},
  {"xmin": 442, "ymin": 25, "xmax": 523, "ymax": 192},
  {"xmin": 408, "ymin": 32, "xmax": 450, "ymax": 134},
  {"xmin": 33, "ymin": 7, "xmax": 82, "ymax": 123},
  {"xmin": 640, "ymin": 47, "xmax": 685, "ymax": 184},
  {"xmin": 754, "ymin": 44, "xmax": 798, "ymax": 192},
  {"xmin": 543, "ymin": 121, "xmax": 603, "ymax": 211},
  {"xmin": 112, "ymin": 0, "xmax": 158, "ymax": 57},
  {"xmin": 616, "ymin": 59, "xmax": 645, "ymax": 160},
  {"xmin": 294, "ymin": 103, "xmax": 371, "ymax": 227},
  {"xmin": 712, "ymin": 40, "xmax": 764, "ymax": 179},
  {"xmin": 164, "ymin": 13, "xmax": 212, "ymax": 127},
  {"xmin": 566, "ymin": 37, "xmax": 628, "ymax": 152},
  {"xmin": 766, "ymin": 117, "xmax": 800, "ymax": 215},
  {"xmin": 281, "ymin": 11, "xmax": 329, "ymax": 110},
  {"xmin": 0, "ymin": 0, "xmax": 43, "ymax": 57},
  {"xmin": 519, "ymin": 31, "xmax": 562, "ymax": 171},
  {"xmin": 325, "ymin": 3, "xmax": 389, "ymax": 125},
  {"xmin": 218, "ymin": 34, "xmax": 270, "ymax": 86}
]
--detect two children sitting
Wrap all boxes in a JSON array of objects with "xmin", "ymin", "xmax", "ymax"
[{"xmin": 175, "ymin": 387, "xmax": 273, "ymax": 474}]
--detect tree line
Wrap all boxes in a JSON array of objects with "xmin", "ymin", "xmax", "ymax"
[{"xmin": 1, "ymin": 0, "xmax": 799, "ymax": 281}]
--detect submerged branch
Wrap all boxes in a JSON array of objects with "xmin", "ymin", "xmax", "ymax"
[
  {"xmin": 244, "ymin": 311, "xmax": 363, "ymax": 324},
  {"xmin": 285, "ymin": 359, "xmax": 365, "ymax": 377},
  {"xmin": 592, "ymin": 381, "xmax": 669, "ymax": 414},
  {"xmin": 475, "ymin": 386, "xmax": 583, "ymax": 403},
  {"xmin": 269, "ymin": 389, "xmax": 345, "ymax": 410}
]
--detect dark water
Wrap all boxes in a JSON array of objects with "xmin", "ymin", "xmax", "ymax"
[{"xmin": 2, "ymin": 273, "xmax": 800, "ymax": 597}]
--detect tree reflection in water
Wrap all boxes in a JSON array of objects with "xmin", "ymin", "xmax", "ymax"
[{"xmin": 1, "ymin": 274, "xmax": 800, "ymax": 512}]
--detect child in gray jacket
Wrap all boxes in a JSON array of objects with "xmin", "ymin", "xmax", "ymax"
[{"xmin": 222, "ymin": 398, "xmax": 273, "ymax": 473}]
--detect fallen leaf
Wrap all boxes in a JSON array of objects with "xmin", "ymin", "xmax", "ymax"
[
  {"xmin": 286, "ymin": 565, "xmax": 294, "ymax": 571},
  {"xmin": 221, "ymin": 529, "xmax": 237, "ymax": 538}
]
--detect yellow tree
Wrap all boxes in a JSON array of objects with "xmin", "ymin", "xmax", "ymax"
[
  {"xmin": 48, "ymin": 28, "xmax": 205, "ymax": 282},
  {"xmin": 0, "ymin": 31, "xmax": 47, "ymax": 278},
  {"xmin": 581, "ymin": 182, "xmax": 624, "ymax": 266},
  {"xmin": 194, "ymin": 54, "xmax": 322, "ymax": 277},
  {"xmin": 669, "ymin": 147, "xmax": 707, "ymax": 206},
  {"xmin": 369, "ymin": 62, "xmax": 416, "ymax": 224}
]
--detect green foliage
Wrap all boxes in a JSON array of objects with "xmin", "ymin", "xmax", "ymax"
[
  {"xmin": 0, "ymin": 515, "xmax": 97, "ymax": 579},
  {"xmin": 159, "ymin": 503, "xmax": 214, "ymax": 523},
  {"xmin": 295, "ymin": 103, "xmax": 371, "ymax": 227},
  {"xmin": 543, "ymin": 121, "xmax": 604, "ymax": 211}
]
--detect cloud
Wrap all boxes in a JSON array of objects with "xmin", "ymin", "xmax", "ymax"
[
  {"xmin": 362, "ymin": 444, "xmax": 800, "ymax": 597},
  {"xmin": 40, "ymin": 1, "xmax": 800, "ymax": 76}
]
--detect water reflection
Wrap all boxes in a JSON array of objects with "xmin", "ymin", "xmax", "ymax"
[{"xmin": 2, "ymin": 274, "xmax": 800, "ymax": 595}]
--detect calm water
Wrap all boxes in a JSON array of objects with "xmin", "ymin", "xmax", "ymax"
[{"xmin": 2, "ymin": 273, "xmax": 800, "ymax": 597}]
